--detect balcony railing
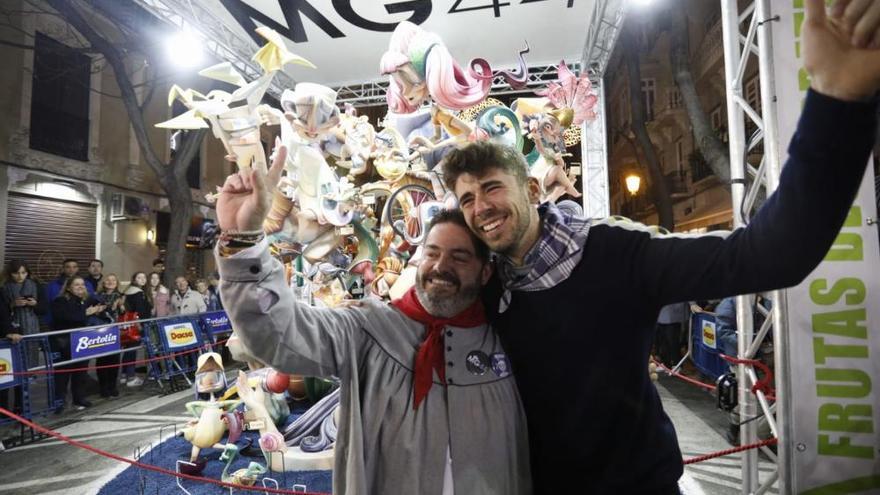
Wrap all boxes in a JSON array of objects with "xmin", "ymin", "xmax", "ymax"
[
  {"xmin": 696, "ymin": 18, "xmax": 724, "ymax": 79},
  {"xmin": 620, "ymin": 194, "xmax": 653, "ymax": 218},
  {"xmin": 664, "ymin": 170, "xmax": 689, "ymax": 195},
  {"xmin": 690, "ymin": 153, "xmax": 714, "ymax": 183}
]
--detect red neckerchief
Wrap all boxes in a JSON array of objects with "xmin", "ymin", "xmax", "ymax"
[{"xmin": 392, "ymin": 287, "xmax": 486, "ymax": 410}]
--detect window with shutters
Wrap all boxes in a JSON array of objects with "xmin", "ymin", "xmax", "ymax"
[
  {"xmin": 641, "ymin": 79, "xmax": 656, "ymax": 121},
  {"xmin": 29, "ymin": 33, "xmax": 91, "ymax": 161},
  {"xmin": 668, "ymin": 89, "xmax": 682, "ymax": 110},
  {"xmin": 711, "ymin": 106, "xmax": 728, "ymax": 143},
  {"xmin": 171, "ymin": 100, "xmax": 202, "ymax": 190}
]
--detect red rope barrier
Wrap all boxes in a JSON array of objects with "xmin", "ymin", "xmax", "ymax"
[
  {"xmin": 0, "ymin": 339, "xmax": 228, "ymax": 376},
  {"xmin": 653, "ymin": 360, "xmax": 716, "ymax": 392},
  {"xmin": 0, "ymin": 406, "xmax": 328, "ymax": 494},
  {"xmin": 719, "ymin": 354, "xmax": 777, "ymax": 401},
  {"xmin": 683, "ymin": 438, "xmax": 777, "ymax": 465}
]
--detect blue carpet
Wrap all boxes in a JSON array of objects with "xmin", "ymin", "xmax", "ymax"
[{"xmin": 97, "ymin": 418, "xmax": 332, "ymax": 494}]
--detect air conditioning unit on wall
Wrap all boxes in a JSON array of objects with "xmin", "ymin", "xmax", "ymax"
[{"xmin": 110, "ymin": 193, "xmax": 147, "ymax": 222}]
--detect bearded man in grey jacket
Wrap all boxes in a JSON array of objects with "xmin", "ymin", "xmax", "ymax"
[{"xmin": 213, "ymin": 145, "xmax": 531, "ymax": 495}]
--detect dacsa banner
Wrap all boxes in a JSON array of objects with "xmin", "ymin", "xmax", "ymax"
[
  {"xmin": 163, "ymin": 322, "xmax": 199, "ymax": 349},
  {"xmin": 701, "ymin": 320, "xmax": 717, "ymax": 350},
  {"xmin": 199, "ymin": 311, "xmax": 232, "ymax": 336},
  {"xmin": 0, "ymin": 347, "xmax": 15, "ymax": 386},
  {"xmin": 70, "ymin": 327, "xmax": 120, "ymax": 360}
]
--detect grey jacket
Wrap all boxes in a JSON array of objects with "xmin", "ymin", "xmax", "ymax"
[
  {"xmin": 217, "ymin": 244, "xmax": 531, "ymax": 495},
  {"xmin": 170, "ymin": 288, "xmax": 206, "ymax": 315}
]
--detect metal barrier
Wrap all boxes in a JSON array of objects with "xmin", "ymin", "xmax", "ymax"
[
  {"xmin": 4, "ymin": 310, "xmax": 233, "ymax": 400},
  {"xmin": 0, "ymin": 339, "xmax": 28, "ymax": 427},
  {"xmin": 0, "ymin": 335, "xmax": 59, "ymax": 447},
  {"xmin": 690, "ymin": 312, "xmax": 728, "ymax": 380},
  {"xmin": 197, "ymin": 310, "xmax": 233, "ymax": 347},
  {"xmin": 141, "ymin": 316, "xmax": 206, "ymax": 392}
]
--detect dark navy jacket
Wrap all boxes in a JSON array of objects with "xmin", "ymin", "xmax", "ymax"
[{"xmin": 484, "ymin": 90, "xmax": 877, "ymax": 493}]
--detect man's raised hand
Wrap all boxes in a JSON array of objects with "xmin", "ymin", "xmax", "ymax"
[
  {"xmin": 216, "ymin": 139, "xmax": 287, "ymax": 233},
  {"xmin": 805, "ymin": 0, "xmax": 880, "ymax": 101}
]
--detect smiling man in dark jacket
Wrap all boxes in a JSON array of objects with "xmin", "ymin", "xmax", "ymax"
[{"xmin": 443, "ymin": 1, "xmax": 880, "ymax": 492}]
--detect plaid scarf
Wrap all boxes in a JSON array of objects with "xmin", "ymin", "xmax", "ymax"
[{"xmin": 496, "ymin": 202, "xmax": 591, "ymax": 312}]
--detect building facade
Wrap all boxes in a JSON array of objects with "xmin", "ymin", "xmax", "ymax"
[
  {"xmin": 605, "ymin": 1, "xmax": 760, "ymax": 232},
  {"xmin": 0, "ymin": 0, "xmax": 252, "ymax": 284}
]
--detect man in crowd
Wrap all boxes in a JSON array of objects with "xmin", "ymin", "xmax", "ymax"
[
  {"xmin": 170, "ymin": 276, "xmax": 206, "ymax": 315},
  {"xmin": 43, "ymin": 258, "xmax": 79, "ymax": 327},
  {"xmin": 213, "ymin": 147, "xmax": 530, "ymax": 494},
  {"xmin": 84, "ymin": 259, "xmax": 103, "ymax": 295},
  {"xmin": 441, "ymin": 1, "xmax": 880, "ymax": 492}
]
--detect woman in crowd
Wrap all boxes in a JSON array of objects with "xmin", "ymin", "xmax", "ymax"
[
  {"xmin": 207, "ymin": 273, "xmax": 223, "ymax": 310},
  {"xmin": 148, "ymin": 271, "xmax": 170, "ymax": 318},
  {"xmin": 90, "ymin": 274, "xmax": 125, "ymax": 398},
  {"xmin": 2, "ymin": 260, "xmax": 45, "ymax": 366},
  {"xmin": 195, "ymin": 278, "xmax": 221, "ymax": 312},
  {"xmin": 51, "ymin": 276, "xmax": 104, "ymax": 412},
  {"xmin": 121, "ymin": 272, "xmax": 151, "ymax": 387}
]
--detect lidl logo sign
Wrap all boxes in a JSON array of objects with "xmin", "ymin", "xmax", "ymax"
[{"xmin": 164, "ymin": 322, "xmax": 199, "ymax": 349}]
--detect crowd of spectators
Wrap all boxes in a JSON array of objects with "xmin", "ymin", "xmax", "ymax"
[{"xmin": 0, "ymin": 257, "xmax": 222, "ymax": 413}]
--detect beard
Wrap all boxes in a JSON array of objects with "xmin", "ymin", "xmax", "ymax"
[{"xmin": 414, "ymin": 269, "xmax": 481, "ymax": 319}]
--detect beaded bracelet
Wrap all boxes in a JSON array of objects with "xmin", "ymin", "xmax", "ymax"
[{"xmin": 218, "ymin": 229, "xmax": 265, "ymax": 244}]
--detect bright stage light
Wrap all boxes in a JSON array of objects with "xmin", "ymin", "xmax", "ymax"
[{"xmin": 166, "ymin": 28, "xmax": 203, "ymax": 68}]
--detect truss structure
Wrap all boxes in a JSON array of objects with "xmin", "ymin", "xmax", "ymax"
[
  {"xmin": 575, "ymin": 0, "xmax": 626, "ymax": 220},
  {"xmin": 133, "ymin": 0, "xmax": 294, "ymax": 99},
  {"xmin": 580, "ymin": 81, "xmax": 609, "ymax": 219},
  {"xmin": 334, "ymin": 62, "xmax": 582, "ymax": 106},
  {"xmin": 720, "ymin": 1, "xmax": 786, "ymax": 493},
  {"xmin": 580, "ymin": 0, "xmax": 627, "ymax": 79}
]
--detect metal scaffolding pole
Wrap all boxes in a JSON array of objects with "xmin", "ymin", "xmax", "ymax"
[
  {"xmin": 720, "ymin": 0, "xmax": 786, "ymax": 493},
  {"xmin": 581, "ymin": 80, "xmax": 610, "ymax": 219},
  {"xmin": 577, "ymin": 0, "xmax": 626, "ymax": 220}
]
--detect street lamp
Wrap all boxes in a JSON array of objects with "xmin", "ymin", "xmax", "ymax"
[{"xmin": 625, "ymin": 174, "xmax": 642, "ymax": 195}]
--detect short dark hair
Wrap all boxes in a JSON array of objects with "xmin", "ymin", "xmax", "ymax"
[
  {"xmin": 442, "ymin": 141, "xmax": 529, "ymax": 193},
  {"xmin": 152, "ymin": 258, "xmax": 164, "ymax": 266},
  {"xmin": 424, "ymin": 209, "xmax": 490, "ymax": 263},
  {"xmin": 62, "ymin": 258, "xmax": 78, "ymax": 266},
  {"xmin": 4, "ymin": 260, "xmax": 30, "ymax": 279},
  {"xmin": 90, "ymin": 259, "xmax": 103, "ymax": 267}
]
